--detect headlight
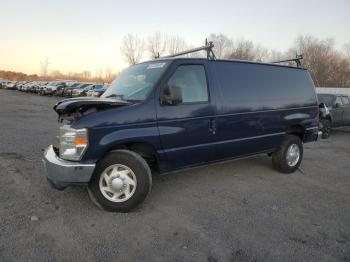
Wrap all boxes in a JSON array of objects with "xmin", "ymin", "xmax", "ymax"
[{"xmin": 59, "ymin": 126, "xmax": 88, "ymax": 161}]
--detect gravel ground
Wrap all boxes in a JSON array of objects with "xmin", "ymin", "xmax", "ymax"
[{"xmin": 0, "ymin": 89, "xmax": 349, "ymax": 262}]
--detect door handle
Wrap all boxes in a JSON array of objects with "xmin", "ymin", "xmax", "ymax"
[{"xmin": 209, "ymin": 118, "xmax": 216, "ymax": 135}]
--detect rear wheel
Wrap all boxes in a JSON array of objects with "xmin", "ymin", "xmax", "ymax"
[
  {"xmin": 272, "ymin": 135, "xmax": 303, "ymax": 173},
  {"xmin": 88, "ymin": 150, "xmax": 152, "ymax": 212}
]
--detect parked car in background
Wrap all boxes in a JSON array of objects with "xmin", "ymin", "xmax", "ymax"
[
  {"xmin": 43, "ymin": 81, "xmax": 66, "ymax": 95},
  {"xmin": 63, "ymin": 83, "xmax": 89, "ymax": 97},
  {"xmin": 4, "ymin": 81, "xmax": 18, "ymax": 90},
  {"xmin": 27, "ymin": 82, "xmax": 38, "ymax": 93},
  {"xmin": 16, "ymin": 81, "xmax": 27, "ymax": 91},
  {"xmin": 55, "ymin": 82, "xmax": 78, "ymax": 97},
  {"xmin": 36, "ymin": 82, "xmax": 48, "ymax": 94},
  {"xmin": 86, "ymin": 84, "xmax": 108, "ymax": 97},
  {"xmin": 71, "ymin": 84, "xmax": 96, "ymax": 97},
  {"xmin": 0, "ymin": 79, "xmax": 10, "ymax": 88},
  {"xmin": 318, "ymin": 93, "xmax": 350, "ymax": 138}
]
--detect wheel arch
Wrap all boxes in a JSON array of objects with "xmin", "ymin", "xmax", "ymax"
[
  {"xmin": 286, "ymin": 124, "xmax": 306, "ymax": 141},
  {"xmin": 107, "ymin": 142, "xmax": 160, "ymax": 171}
]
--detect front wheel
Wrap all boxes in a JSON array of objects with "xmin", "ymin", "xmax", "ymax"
[
  {"xmin": 88, "ymin": 150, "xmax": 152, "ymax": 212},
  {"xmin": 272, "ymin": 135, "xmax": 303, "ymax": 174}
]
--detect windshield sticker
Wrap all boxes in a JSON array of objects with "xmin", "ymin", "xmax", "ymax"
[{"xmin": 147, "ymin": 62, "xmax": 166, "ymax": 69}]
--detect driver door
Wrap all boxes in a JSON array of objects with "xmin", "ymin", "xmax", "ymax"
[
  {"xmin": 332, "ymin": 96, "xmax": 344, "ymax": 127},
  {"xmin": 341, "ymin": 96, "xmax": 350, "ymax": 125},
  {"xmin": 156, "ymin": 62, "xmax": 217, "ymax": 171}
]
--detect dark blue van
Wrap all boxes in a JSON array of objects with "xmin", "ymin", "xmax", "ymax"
[{"xmin": 43, "ymin": 46, "xmax": 320, "ymax": 212}]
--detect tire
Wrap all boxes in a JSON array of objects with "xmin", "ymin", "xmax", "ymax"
[
  {"xmin": 88, "ymin": 150, "xmax": 152, "ymax": 212},
  {"xmin": 320, "ymin": 119, "xmax": 331, "ymax": 139},
  {"xmin": 272, "ymin": 135, "xmax": 303, "ymax": 174}
]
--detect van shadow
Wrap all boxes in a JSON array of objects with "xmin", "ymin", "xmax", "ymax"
[
  {"xmin": 151, "ymin": 154, "xmax": 278, "ymax": 187},
  {"xmin": 44, "ymin": 155, "xmax": 279, "ymax": 213}
]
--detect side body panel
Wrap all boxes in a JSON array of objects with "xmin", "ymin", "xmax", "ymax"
[{"xmin": 211, "ymin": 61, "xmax": 318, "ymax": 160}]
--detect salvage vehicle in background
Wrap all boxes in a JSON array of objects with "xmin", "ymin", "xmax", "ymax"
[
  {"xmin": 56, "ymin": 82, "xmax": 79, "ymax": 97},
  {"xmin": 0, "ymin": 80, "xmax": 10, "ymax": 89},
  {"xmin": 36, "ymin": 82, "xmax": 48, "ymax": 94},
  {"xmin": 43, "ymin": 43, "xmax": 320, "ymax": 212},
  {"xmin": 64, "ymin": 83, "xmax": 90, "ymax": 97},
  {"xmin": 43, "ymin": 81, "xmax": 66, "ymax": 95},
  {"xmin": 4, "ymin": 81, "xmax": 18, "ymax": 90},
  {"xmin": 86, "ymin": 84, "xmax": 108, "ymax": 97},
  {"xmin": 71, "ymin": 84, "xmax": 96, "ymax": 97},
  {"xmin": 318, "ymin": 93, "xmax": 350, "ymax": 138}
]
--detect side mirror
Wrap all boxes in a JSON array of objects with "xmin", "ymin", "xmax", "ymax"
[
  {"xmin": 160, "ymin": 85, "xmax": 182, "ymax": 106},
  {"xmin": 335, "ymin": 103, "xmax": 341, "ymax": 108}
]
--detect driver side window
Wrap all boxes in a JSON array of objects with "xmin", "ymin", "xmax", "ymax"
[{"xmin": 167, "ymin": 65, "xmax": 209, "ymax": 103}]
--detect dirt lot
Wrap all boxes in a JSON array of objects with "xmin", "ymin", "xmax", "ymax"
[{"xmin": 0, "ymin": 89, "xmax": 349, "ymax": 262}]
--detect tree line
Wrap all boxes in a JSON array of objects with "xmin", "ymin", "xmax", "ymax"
[
  {"xmin": 2, "ymin": 33, "xmax": 349, "ymax": 87},
  {"xmin": 120, "ymin": 33, "xmax": 350, "ymax": 87},
  {"xmin": 0, "ymin": 68, "xmax": 117, "ymax": 83}
]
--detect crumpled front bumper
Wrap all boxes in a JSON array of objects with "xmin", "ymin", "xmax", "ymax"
[{"xmin": 42, "ymin": 145, "xmax": 95, "ymax": 190}]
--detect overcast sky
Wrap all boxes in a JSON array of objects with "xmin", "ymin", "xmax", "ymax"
[{"xmin": 0, "ymin": 0, "xmax": 349, "ymax": 75}]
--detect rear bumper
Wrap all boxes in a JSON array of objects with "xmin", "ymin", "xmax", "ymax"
[{"xmin": 42, "ymin": 145, "xmax": 95, "ymax": 189}]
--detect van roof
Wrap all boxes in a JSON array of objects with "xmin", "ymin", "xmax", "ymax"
[{"xmin": 146, "ymin": 57, "xmax": 307, "ymax": 71}]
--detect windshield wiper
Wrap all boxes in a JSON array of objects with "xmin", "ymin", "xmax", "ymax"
[{"xmin": 105, "ymin": 94, "xmax": 124, "ymax": 99}]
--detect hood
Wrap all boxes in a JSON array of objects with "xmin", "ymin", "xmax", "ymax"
[{"xmin": 54, "ymin": 97, "xmax": 129, "ymax": 121}]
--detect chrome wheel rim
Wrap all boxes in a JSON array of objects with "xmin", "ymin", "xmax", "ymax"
[
  {"xmin": 99, "ymin": 164, "xmax": 137, "ymax": 202},
  {"xmin": 286, "ymin": 144, "xmax": 300, "ymax": 167}
]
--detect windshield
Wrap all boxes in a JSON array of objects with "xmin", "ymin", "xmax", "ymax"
[
  {"xmin": 102, "ymin": 61, "xmax": 169, "ymax": 101},
  {"xmin": 317, "ymin": 94, "xmax": 334, "ymax": 107},
  {"xmin": 94, "ymin": 85, "xmax": 103, "ymax": 90}
]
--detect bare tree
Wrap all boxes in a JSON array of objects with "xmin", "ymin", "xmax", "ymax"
[
  {"xmin": 104, "ymin": 67, "xmax": 115, "ymax": 82},
  {"xmin": 289, "ymin": 35, "xmax": 350, "ymax": 87},
  {"xmin": 208, "ymin": 33, "xmax": 232, "ymax": 58},
  {"xmin": 166, "ymin": 35, "xmax": 187, "ymax": 55},
  {"xmin": 344, "ymin": 43, "xmax": 350, "ymax": 60},
  {"xmin": 120, "ymin": 34, "xmax": 144, "ymax": 65},
  {"xmin": 228, "ymin": 39, "xmax": 256, "ymax": 60},
  {"xmin": 40, "ymin": 57, "xmax": 49, "ymax": 77},
  {"xmin": 147, "ymin": 32, "xmax": 167, "ymax": 58},
  {"xmin": 105, "ymin": 67, "xmax": 112, "ymax": 78},
  {"xmin": 81, "ymin": 70, "xmax": 91, "ymax": 79},
  {"xmin": 254, "ymin": 45, "xmax": 270, "ymax": 62},
  {"xmin": 266, "ymin": 50, "xmax": 285, "ymax": 62}
]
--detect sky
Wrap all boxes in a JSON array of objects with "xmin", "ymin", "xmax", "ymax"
[{"xmin": 0, "ymin": 0, "xmax": 349, "ymax": 75}]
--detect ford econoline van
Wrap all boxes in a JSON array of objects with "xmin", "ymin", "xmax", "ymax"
[{"xmin": 43, "ymin": 45, "xmax": 320, "ymax": 212}]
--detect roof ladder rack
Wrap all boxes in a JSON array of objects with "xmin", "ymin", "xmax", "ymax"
[
  {"xmin": 271, "ymin": 54, "xmax": 303, "ymax": 68},
  {"xmin": 155, "ymin": 39, "xmax": 216, "ymax": 60}
]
